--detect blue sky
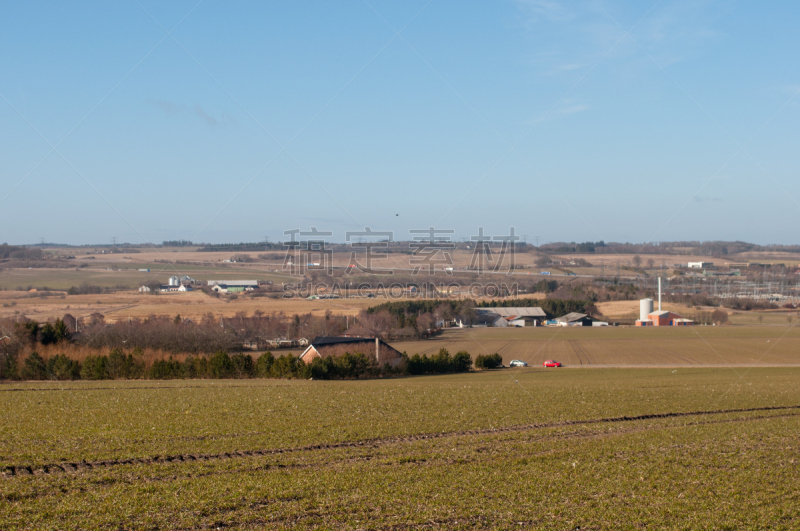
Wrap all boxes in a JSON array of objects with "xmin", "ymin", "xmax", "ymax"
[{"xmin": 1, "ymin": 0, "xmax": 798, "ymax": 245}]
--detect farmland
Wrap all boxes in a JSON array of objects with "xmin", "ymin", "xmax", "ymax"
[
  {"xmin": 397, "ymin": 326, "xmax": 800, "ymax": 367},
  {"xmin": 0, "ymin": 290, "xmax": 378, "ymax": 323},
  {"xmin": 0, "ymin": 265, "xmax": 294, "ymax": 291},
  {"xmin": 1, "ymin": 368, "xmax": 799, "ymax": 529}
]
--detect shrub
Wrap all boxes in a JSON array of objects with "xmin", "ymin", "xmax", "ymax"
[
  {"xmin": 230, "ymin": 353, "xmax": 256, "ymax": 378},
  {"xmin": 711, "ymin": 309, "xmax": 729, "ymax": 325},
  {"xmin": 306, "ymin": 357, "xmax": 333, "ymax": 379},
  {"xmin": 22, "ymin": 352, "xmax": 47, "ymax": 380},
  {"xmin": 209, "ymin": 351, "xmax": 234, "ymax": 378},
  {"xmin": 183, "ymin": 356, "xmax": 209, "ymax": 379},
  {"xmin": 270, "ymin": 354, "xmax": 301, "ymax": 378},
  {"xmin": 330, "ymin": 352, "xmax": 372, "ymax": 379},
  {"xmin": 39, "ymin": 319, "xmax": 69, "ymax": 345},
  {"xmin": 257, "ymin": 352, "xmax": 275, "ymax": 377},
  {"xmin": 47, "ymin": 354, "xmax": 80, "ymax": 380},
  {"xmin": 66, "ymin": 284, "xmax": 104, "ymax": 295},
  {"xmin": 406, "ymin": 354, "xmax": 427, "ymax": 375},
  {"xmin": 149, "ymin": 358, "xmax": 184, "ymax": 379},
  {"xmin": 80, "ymin": 355, "xmax": 109, "ymax": 380},
  {"xmin": 452, "ymin": 351, "xmax": 473, "ymax": 372},
  {"xmin": 107, "ymin": 348, "xmax": 135, "ymax": 379},
  {"xmin": 475, "ymin": 353, "xmax": 503, "ymax": 369},
  {"xmin": 405, "ymin": 348, "xmax": 473, "ymax": 375},
  {"xmin": 0, "ymin": 352, "xmax": 18, "ymax": 380}
]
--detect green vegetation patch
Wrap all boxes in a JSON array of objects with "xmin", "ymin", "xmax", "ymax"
[{"xmin": 1, "ymin": 368, "xmax": 799, "ymax": 529}]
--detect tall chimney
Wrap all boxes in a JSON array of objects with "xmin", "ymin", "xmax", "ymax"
[
  {"xmin": 658, "ymin": 277, "xmax": 662, "ymax": 311},
  {"xmin": 375, "ymin": 337, "xmax": 380, "ymax": 364}
]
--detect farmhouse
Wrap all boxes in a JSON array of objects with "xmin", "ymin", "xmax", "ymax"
[
  {"xmin": 299, "ymin": 336, "xmax": 404, "ymax": 367},
  {"xmin": 474, "ymin": 307, "xmax": 547, "ymax": 327},
  {"xmin": 209, "ymin": 280, "xmax": 258, "ymax": 294},
  {"xmin": 687, "ymin": 262, "xmax": 713, "ymax": 269},
  {"xmin": 646, "ymin": 310, "xmax": 693, "ymax": 326},
  {"xmin": 553, "ymin": 312, "xmax": 604, "ymax": 327},
  {"xmin": 207, "ymin": 280, "xmax": 258, "ymax": 288},
  {"xmin": 638, "ymin": 310, "xmax": 694, "ymax": 326},
  {"xmin": 158, "ymin": 284, "xmax": 193, "ymax": 292}
]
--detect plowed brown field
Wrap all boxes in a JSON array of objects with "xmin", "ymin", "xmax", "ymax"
[{"xmin": 397, "ymin": 326, "xmax": 800, "ymax": 366}]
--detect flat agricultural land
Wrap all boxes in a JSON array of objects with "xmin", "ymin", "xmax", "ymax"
[
  {"xmin": 396, "ymin": 326, "xmax": 800, "ymax": 367},
  {"xmin": 1, "ymin": 369, "xmax": 799, "ymax": 529},
  {"xmin": 0, "ymin": 265, "xmax": 294, "ymax": 291},
  {"xmin": 0, "ymin": 290, "xmax": 378, "ymax": 322}
]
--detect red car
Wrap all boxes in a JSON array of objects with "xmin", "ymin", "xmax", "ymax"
[{"xmin": 543, "ymin": 360, "xmax": 562, "ymax": 368}]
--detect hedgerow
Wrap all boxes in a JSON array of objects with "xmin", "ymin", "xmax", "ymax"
[
  {"xmin": 474, "ymin": 353, "xmax": 503, "ymax": 369},
  {"xmin": 2, "ymin": 347, "xmax": 482, "ymax": 381}
]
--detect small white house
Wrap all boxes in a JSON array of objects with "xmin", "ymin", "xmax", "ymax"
[{"xmin": 138, "ymin": 285, "xmax": 151, "ymax": 292}]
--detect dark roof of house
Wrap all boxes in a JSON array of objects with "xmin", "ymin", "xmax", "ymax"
[{"xmin": 311, "ymin": 336, "xmax": 376, "ymax": 347}]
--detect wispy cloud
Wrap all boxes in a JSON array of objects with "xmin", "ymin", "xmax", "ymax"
[
  {"xmin": 524, "ymin": 100, "xmax": 589, "ymax": 125},
  {"xmin": 558, "ymin": 63, "xmax": 587, "ymax": 71},
  {"xmin": 515, "ymin": 0, "xmax": 724, "ymax": 77},
  {"xmin": 147, "ymin": 98, "xmax": 234, "ymax": 127},
  {"xmin": 558, "ymin": 103, "xmax": 589, "ymax": 114},
  {"xmin": 514, "ymin": 0, "xmax": 573, "ymax": 22},
  {"xmin": 694, "ymin": 195, "xmax": 722, "ymax": 203}
]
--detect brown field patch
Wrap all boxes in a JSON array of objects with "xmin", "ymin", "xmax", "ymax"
[
  {"xmin": 396, "ymin": 327, "xmax": 800, "ymax": 366},
  {"xmin": 0, "ymin": 290, "xmax": 378, "ymax": 323}
]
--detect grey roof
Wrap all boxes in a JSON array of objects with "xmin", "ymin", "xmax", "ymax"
[
  {"xmin": 475, "ymin": 307, "xmax": 546, "ymax": 318},
  {"xmin": 207, "ymin": 280, "xmax": 258, "ymax": 287},
  {"xmin": 556, "ymin": 312, "xmax": 590, "ymax": 323}
]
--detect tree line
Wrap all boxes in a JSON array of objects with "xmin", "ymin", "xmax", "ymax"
[{"xmin": 1, "ymin": 347, "xmax": 490, "ymax": 381}]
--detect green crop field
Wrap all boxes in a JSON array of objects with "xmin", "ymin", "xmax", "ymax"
[{"xmin": 1, "ymin": 368, "xmax": 799, "ymax": 529}]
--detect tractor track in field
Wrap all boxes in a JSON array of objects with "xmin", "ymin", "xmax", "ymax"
[
  {"xmin": 8, "ymin": 412, "xmax": 798, "ymax": 506},
  {"xmin": 3, "ymin": 404, "xmax": 799, "ymax": 479},
  {"xmin": 569, "ymin": 340, "xmax": 590, "ymax": 365}
]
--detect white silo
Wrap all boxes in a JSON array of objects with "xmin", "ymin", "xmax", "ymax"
[
  {"xmin": 168, "ymin": 275, "xmax": 180, "ymax": 286},
  {"xmin": 639, "ymin": 298, "xmax": 653, "ymax": 322}
]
